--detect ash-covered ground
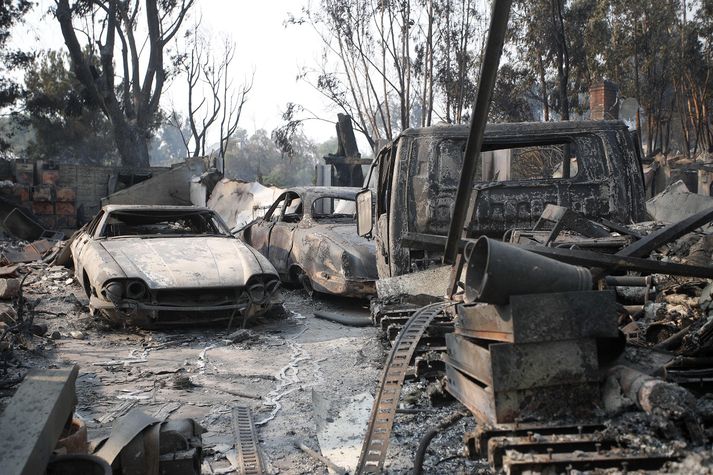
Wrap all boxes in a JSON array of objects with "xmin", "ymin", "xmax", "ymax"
[{"xmin": 0, "ymin": 265, "xmax": 483, "ymax": 474}]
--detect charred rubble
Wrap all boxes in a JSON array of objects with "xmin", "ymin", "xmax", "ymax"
[
  {"xmin": 1, "ymin": 180, "xmax": 713, "ymax": 474},
  {"xmin": 1, "ymin": 101, "xmax": 713, "ymax": 475}
]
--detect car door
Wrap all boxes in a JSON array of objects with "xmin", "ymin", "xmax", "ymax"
[
  {"xmin": 246, "ymin": 194, "xmax": 287, "ymax": 257},
  {"xmin": 267, "ymin": 191, "xmax": 301, "ymax": 277}
]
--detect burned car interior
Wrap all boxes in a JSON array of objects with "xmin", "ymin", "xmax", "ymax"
[
  {"xmin": 100, "ymin": 209, "xmax": 229, "ymax": 238},
  {"xmin": 263, "ymin": 191, "xmax": 357, "ymax": 224},
  {"xmin": 311, "ymin": 196, "xmax": 357, "ymax": 222}
]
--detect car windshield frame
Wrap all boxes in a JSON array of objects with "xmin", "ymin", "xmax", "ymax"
[{"xmin": 96, "ymin": 209, "xmax": 233, "ymax": 239}]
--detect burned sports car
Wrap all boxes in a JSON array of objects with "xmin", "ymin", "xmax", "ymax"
[
  {"xmin": 237, "ymin": 187, "xmax": 378, "ymax": 298},
  {"xmin": 71, "ymin": 205, "xmax": 281, "ymax": 327}
]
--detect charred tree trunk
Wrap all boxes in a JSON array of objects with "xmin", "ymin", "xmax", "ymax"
[
  {"xmin": 552, "ymin": 0, "xmax": 569, "ymax": 121},
  {"xmin": 537, "ymin": 49, "xmax": 549, "ymax": 121},
  {"xmin": 55, "ymin": 0, "xmax": 192, "ymax": 169},
  {"xmin": 113, "ymin": 119, "xmax": 151, "ymax": 168}
]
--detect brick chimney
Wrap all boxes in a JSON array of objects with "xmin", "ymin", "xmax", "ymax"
[{"xmin": 589, "ymin": 80, "xmax": 619, "ymax": 120}]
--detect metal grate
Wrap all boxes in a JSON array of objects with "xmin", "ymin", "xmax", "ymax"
[{"xmin": 232, "ymin": 406, "xmax": 265, "ymax": 475}]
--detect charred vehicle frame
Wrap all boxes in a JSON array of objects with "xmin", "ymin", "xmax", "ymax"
[
  {"xmin": 238, "ymin": 187, "xmax": 378, "ymax": 298},
  {"xmin": 71, "ymin": 205, "xmax": 281, "ymax": 327},
  {"xmin": 357, "ymin": 120, "xmax": 647, "ymax": 278}
]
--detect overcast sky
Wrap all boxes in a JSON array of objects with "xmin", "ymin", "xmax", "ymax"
[{"xmin": 11, "ymin": 0, "xmax": 343, "ymax": 145}]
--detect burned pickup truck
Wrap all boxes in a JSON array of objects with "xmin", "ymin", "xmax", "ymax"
[
  {"xmin": 357, "ymin": 120, "xmax": 647, "ymax": 278},
  {"xmin": 71, "ymin": 205, "xmax": 281, "ymax": 327}
]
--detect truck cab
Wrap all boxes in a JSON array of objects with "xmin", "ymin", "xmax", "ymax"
[{"xmin": 358, "ymin": 120, "xmax": 646, "ymax": 278}]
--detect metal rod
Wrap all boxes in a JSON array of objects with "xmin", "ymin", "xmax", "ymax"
[
  {"xmin": 521, "ymin": 244, "xmax": 713, "ymax": 279},
  {"xmin": 605, "ymin": 276, "xmax": 653, "ymax": 287},
  {"xmin": 444, "ymin": 0, "xmax": 513, "ymax": 264}
]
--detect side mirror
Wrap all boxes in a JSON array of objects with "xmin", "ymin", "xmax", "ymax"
[{"xmin": 356, "ymin": 189, "xmax": 373, "ymax": 237}]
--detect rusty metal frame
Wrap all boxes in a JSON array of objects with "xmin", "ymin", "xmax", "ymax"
[
  {"xmin": 232, "ymin": 406, "xmax": 265, "ymax": 475},
  {"xmin": 356, "ymin": 302, "xmax": 451, "ymax": 473}
]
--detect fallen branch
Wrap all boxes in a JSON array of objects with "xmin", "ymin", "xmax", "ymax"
[
  {"xmin": 202, "ymin": 385, "xmax": 260, "ymax": 400},
  {"xmin": 294, "ymin": 441, "xmax": 347, "ymax": 475}
]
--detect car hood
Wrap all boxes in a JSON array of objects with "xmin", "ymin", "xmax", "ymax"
[
  {"xmin": 308, "ymin": 223, "xmax": 376, "ymax": 255},
  {"xmin": 300, "ymin": 223, "xmax": 378, "ymax": 280},
  {"xmin": 99, "ymin": 236, "xmax": 276, "ymax": 288}
]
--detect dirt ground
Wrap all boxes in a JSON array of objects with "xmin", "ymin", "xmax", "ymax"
[{"xmin": 1, "ymin": 266, "xmax": 483, "ymax": 474}]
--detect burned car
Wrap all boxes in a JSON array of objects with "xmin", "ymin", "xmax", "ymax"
[
  {"xmin": 71, "ymin": 205, "xmax": 281, "ymax": 327},
  {"xmin": 237, "ymin": 187, "xmax": 378, "ymax": 298}
]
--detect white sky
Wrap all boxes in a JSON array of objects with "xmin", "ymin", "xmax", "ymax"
[{"xmin": 10, "ymin": 0, "xmax": 343, "ymax": 145}]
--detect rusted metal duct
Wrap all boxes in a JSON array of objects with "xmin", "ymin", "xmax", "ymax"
[{"xmin": 463, "ymin": 237, "xmax": 592, "ymax": 304}]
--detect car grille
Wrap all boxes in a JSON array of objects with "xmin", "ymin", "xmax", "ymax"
[{"xmin": 152, "ymin": 288, "xmax": 249, "ymax": 307}]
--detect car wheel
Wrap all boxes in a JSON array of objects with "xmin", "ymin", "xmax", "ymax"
[{"xmin": 293, "ymin": 267, "xmax": 314, "ymax": 297}]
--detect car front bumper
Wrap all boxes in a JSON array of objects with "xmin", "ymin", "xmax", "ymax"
[{"xmin": 89, "ymin": 290, "xmax": 283, "ymax": 327}]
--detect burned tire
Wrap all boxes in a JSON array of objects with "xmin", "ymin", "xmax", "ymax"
[{"xmin": 291, "ymin": 267, "xmax": 315, "ymax": 297}]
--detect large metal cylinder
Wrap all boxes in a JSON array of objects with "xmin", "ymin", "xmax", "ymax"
[{"xmin": 463, "ymin": 236, "xmax": 592, "ymax": 304}]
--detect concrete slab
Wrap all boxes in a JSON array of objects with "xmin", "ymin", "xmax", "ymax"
[
  {"xmin": 646, "ymin": 180, "xmax": 713, "ymax": 229},
  {"xmin": 0, "ymin": 365, "xmax": 79, "ymax": 475},
  {"xmin": 376, "ymin": 265, "xmax": 451, "ymax": 299}
]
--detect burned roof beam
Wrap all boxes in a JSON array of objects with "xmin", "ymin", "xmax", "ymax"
[{"xmin": 522, "ymin": 244, "xmax": 713, "ymax": 279}]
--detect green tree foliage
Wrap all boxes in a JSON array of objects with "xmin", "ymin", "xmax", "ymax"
[
  {"xmin": 508, "ymin": 0, "xmax": 713, "ymax": 156},
  {"xmin": 0, "ymin": 0, "xmax": 34, "ymax": 156},
  {"xmin": 289, "ymin": 0, "xmax": 712, "ymax": 157},
  {"xmin": 0, "ymin": 0, "xmax": 33, "ymax": 106},
  {"xmin": 224, "ymin": 129, "xmax": 321, "ymax": 187},
  {"xmin": 54, "ymin": 0, "xmax": 194, "ymax": 168},
  {"xmin": 21, "ymin": 50, "xmax": 117, "ymax": 163}
]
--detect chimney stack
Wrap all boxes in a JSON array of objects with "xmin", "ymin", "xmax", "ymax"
[{"xmin": 589, "ymin": 80, "xmax": 619, "ymax": 120}]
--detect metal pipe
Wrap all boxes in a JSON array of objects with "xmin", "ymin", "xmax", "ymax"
[
  {"xmin": 412, "ymin": 411, "xmax": 467, "ymax": 475},
  {"xmin": 443, "ymin": 0, "xmax": 513, "ymax": 264},
  {"xmin": 605, "ymin": 276, "xmax": 653, "ymax": 287},
  {"xmin": 464, "ymin": 236, "xmax": 592, "ymax": 304}
]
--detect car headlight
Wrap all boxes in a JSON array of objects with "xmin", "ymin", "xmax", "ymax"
[
  {"xmin": 102, "ymin": 279, "xmax": 149, "ymax": 302},
  {"xmin": 103, "ymin": 281, "xmax": 124, "ymax": 302},
  {"xmin": 246, "ymin": 276, "xmax": 280, "ymax": 304},
  {"xmin": 126, "ymin": 280, "xmax": 148, "ymax": 300},
  {"xmin": 248, "ymin": 282, "xmax": 266, "ymax": 304}
]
